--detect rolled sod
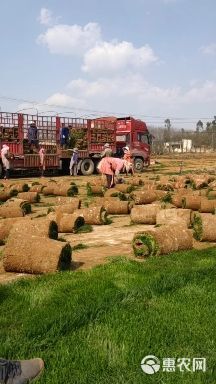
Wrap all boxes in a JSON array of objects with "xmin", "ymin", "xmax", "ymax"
[
  {"xmin": 18, "ymin": 192, "xmax": 40, "ymax": 203},
  {"xmin": 55, "ymin": 202, "xmax": 81, "ymax": 219},
  {"xmin": 130, "ymin": 204, "xmax": 160, "ymax": 224},
  {"xmin": 55, "ymin": 197, "xmax": 81, "ymax": 208},
  {"xmin": 171, "ymin": 194, "xmax": 184, "ymax": 208},
  {"xmin": 10, "ymin": 217, "xmax": 58, "ymax": 240},
  {"xmin": 129, "ymin": 178, "xmax": 143, "ymax": 186},
  {"xmin": 104, "ymin": 189, "xmax": 127, "ymax": 199},
  {"xmin": 192, "ymin": 212, "xmax": 216, "ymax": 241},
  {"xmin": 53, "ymin": 183, "xmax": 79, "ymax": 197},
  {"xmin": 103, "ymin": 199, "xmax": 132, "ymax": 214},
  {"xmin": 0, "ymin": 191, "xmax": 11, "ymax": 202},
  {"xmin": 199, "ymin": 198, "xmax": 216, "ymax": 213},
  {"xmin": 208, "ymin": 190, "xmax": 216, "ymax": 199},
  {"xmin": 3, "ymin": 235, "xmax": 72, "ymax": 274},
  {"xmin": 0, "ymin": 199, "xmax": 31, "ymax": 218},
  {"xmin": 29, "ymin": 184, "xmax": 43, "ymax": 193},
  {"xmin": 182, "ymin": 196, "xmax": 201, "ymax": 210},
  {"xmin": 0, "ymin": 218, "xmax": 26, "ymax": 244},
  {"xmin": 131, "ymin": 191, "xmax": 157, "ymax": 205},
  {"xmin": 115, "ymin": 184, "xmax": 134, "ymax": 193},
  {"xmin": 156, "ymin": 208, "xmax": 192, "ymax": 227},
  {"xmin": 42, "ymin": 185, "xmax": 55, "ymax": 196},
  {"xmin": 132, "ymin": 224, "xmax": 193, "ymax": 258},
  {"xmin": 76, "ymin": 206, "xmax": 108, "ymax": 225},
  {"xmin": 87, "ymin": 183, "xmax": 105, "ymax": 196},
  {"xmin": 58, "ymin": 213, "xmax": 85, "ymax": 233},
  {"xmin": 10, "ymin": 183, "xmax": 29, "ymax": 193}
]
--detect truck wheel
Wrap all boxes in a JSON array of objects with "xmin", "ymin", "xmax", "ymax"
[
  {"xmin": 80, "ymin": 159, "xmax": 94, "ymax": 176},
  {"xmin": 134, "ymin": 158, "xmax": 144, "ymax": 173}
]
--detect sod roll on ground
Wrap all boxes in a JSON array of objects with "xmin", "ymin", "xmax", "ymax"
[
  {"xmin": 192, "ymin": 212, "xmax": 216, "ymax": 241},
  {"xmin": 130, "ymin": 204, "xmax": 160, "ymax": 224},
  {"xmin": 0, "ymin": 199, "xmax": 31, "ymax": 218},
  {"xmin": 76, "ymin": 206, "xmax": 108, "ymax": 225},
  {"xmin": 132, "ymin": 224, "xmax": 193, "ymax": 258},
  {"xmin": 3, "ymin": 235, "xmax": 72, "ymax": 274},
  {"xmin": 10, "ymin": 217, "xmax": 58, "ymax": 239},
  {"xmin": 156, "ymin": 208, "xmax": 192, "ymax": 227},
  {"xmin": 58, "ymin": 212, "xmax": 84, "ymax": 233}
]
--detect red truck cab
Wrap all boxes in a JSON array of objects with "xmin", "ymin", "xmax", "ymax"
[{"xmin": 116, "ymin": 116, "xmax": 151, "ymax": 172}]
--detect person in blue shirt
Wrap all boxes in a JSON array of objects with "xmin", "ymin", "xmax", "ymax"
[
  {"xmin": 69, "ymin": 148, "xmax": 79, "ymax": 176},
  {"xmin": 27, "ymin": 121, "xmax": 38, "ymax": 149},
  {"xmin": 60, "ymin": 123, "xmax": 70, "ymax": 148}
]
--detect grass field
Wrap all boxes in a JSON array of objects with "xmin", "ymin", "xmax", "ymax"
[{"xmin": 0, "ymin": 248, "xmax": 216, "ymax": 383}]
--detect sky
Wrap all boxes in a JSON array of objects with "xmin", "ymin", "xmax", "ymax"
[{"xmin": 0, "ymin": 0, "xmax": 216, "ymax": 129}]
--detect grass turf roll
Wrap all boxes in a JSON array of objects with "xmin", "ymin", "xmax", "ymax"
[
  {"xmin": 199, "ymin": 198, "xmax": 216, "ymax": 213},
  {"xmin": 10, "ymin": 217, "xmax": 58, "ymax": 240},
  {"xmin": 104, "ymin": 189, "xmax": 126, "ymax": 199},
  {"xmin": 131, "ymin": 191, "xmax": 157, "ymax": 205},
  {"xmin": 42, "ymin": 185, "xmax": 55, "ymax": 196},
  {"xmin": 132, "ymin": 224, "xmax": 193, "ymax": 258},
  {"xmin": 103, "ymin": 199, "xmax": 132, "ymax": 214},
  {"xmin": 86, "ymin": 183, "xmax": 105, "ymax": 196},
  {"xmin": 10, "ymin": 183, "xmax": 29, "ymax": 193},
  {"xmin": 192, "ymin": 212, "xmax": 216, "ymax": 241},
  {"xmin": 76, "ymin": 206, "xmax": 108, "ymax": 225},
  {"xmin": 18, "ymin": 192, "xmax": 40, "ymax": 203},
  {"xmin": 208, "ymin": 190, "xmax": 216, "ymax": 199},
  {"xmin": 130, "ymin": 204, "xmax": 160, "ymax": 224},
  {"xmin": 58, "ymin": 213, "xmax": 85, "ymax": 233},
  {"xmin": 0, "ymin": 191, "xmax": 11, "ymax": 202},
  {"xmin": 3, "ymin": 235, "xmax": 72, "ymax": 274},
  {"xmin": 55, "ymin": 197, "xmax": 81, "ymax": 207},
  {"xmin": 129, "ymin": 178, "xmax": 143, "ymax": 186},
  {"xmin": 0, "ymin": 199, "xmax": 31, "ymax": 218},
  {"xmin": 53, "ymin": 183, "xmax": 79, "ymax": 197},
  {"xmin": 182, "ymin": 196, "xmax": 201, "ymax": 210},
  {"xmin": 0, "ymin": 218, "xmax": 26, "ymax": 244},
  {"xmin": 115, "ymin": 184, "xmax": 134, "ymax": 193},
  {"xmin": 55, "ymin": 202, "xmax": 81, "ymax": 221},
  {"xmin": 156, "ymin": 208, "xmax": 191, "ymax": 227},
  {"xmin": 29, "ymin": 185, "xmax": 43, "ymax": 193}
]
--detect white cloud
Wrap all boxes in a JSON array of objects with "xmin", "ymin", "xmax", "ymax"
[
  {"xmin": 200, "ymin": 43, "xmax": 216, "ymax": 55},
  {"xmin": 38, "ymin": 8, "xmax": 53, "ymax": 26},
  {"xmin": 45, "ymin": 92, "xmax": 86, "ymax": 108},
  {"xmin": 37, "ymin": 22, "xmax": 101, "ymax": 55},
  {"xmin": 82, "ymin": 41, "xmax": 158, "ymax": 75}
]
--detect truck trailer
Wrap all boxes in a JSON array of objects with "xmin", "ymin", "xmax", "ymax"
[{"xmin": 0, "ymin": 112, "xmax": 152, "ymax": 176}]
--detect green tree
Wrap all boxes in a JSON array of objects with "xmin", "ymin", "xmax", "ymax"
[{"xmin": 196, "ymin": 120, "xmax": 203, "ymax": 132}]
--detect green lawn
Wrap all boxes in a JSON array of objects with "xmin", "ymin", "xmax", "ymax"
[{"xmin": 0, "ymin": 248, "xmax": 216, "ymax": 383}]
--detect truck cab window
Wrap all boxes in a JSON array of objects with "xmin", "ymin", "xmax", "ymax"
[{"xmin": 137, "ymin": 132, "xmax": 149, "ymax": 144}]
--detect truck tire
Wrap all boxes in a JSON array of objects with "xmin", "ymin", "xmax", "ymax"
[
  {"xmin": 80, "ymin": 158, "xmax": 94, "ymax": 176},
  {"xmin": 134, "ymin": 158, "xmax": 144, "ymax": 173}
]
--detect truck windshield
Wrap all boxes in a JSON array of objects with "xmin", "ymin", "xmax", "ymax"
[
  {"xmin": 137, "ymin": 132, "xmax": 150, "ymax": 144},
  {"xmin": 116, "ymin": 134, "xmax": 130, "ymax": 143}
]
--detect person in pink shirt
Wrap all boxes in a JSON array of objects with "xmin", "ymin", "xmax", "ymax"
[{"xmin": 97, "ymin": 156, "xmax": 125, "ymax": 188}]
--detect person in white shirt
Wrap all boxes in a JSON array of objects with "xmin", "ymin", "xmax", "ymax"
[{"xmin": 1, "ymin": 144, "xmax": 11, "ymax": 179}]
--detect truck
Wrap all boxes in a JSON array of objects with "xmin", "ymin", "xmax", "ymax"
[{"xmin": 0, "ymin": 111, "xmax": 152, "ymax": 176}]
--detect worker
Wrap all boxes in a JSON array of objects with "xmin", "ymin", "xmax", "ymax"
[
  {"xmin": 69, "ymin": 148, "xmax": 79, "ymax": 176},
  {"xmin": 100, "ymin": 143, "xmax": 113, "ymax": 158},
  {"xmin": 97, "ymin": 156, "xmax": 125, "ymax": 188},
  {"xmin": 123, "ymin": 146, "xmax": 134, "ymax": 176},
  {"xmin": 60, "ymin": 123, "xmax": 70, "ymax": 149},
  {"xmin": 0, "ymin": 357, "xmax": 44, "ymax": 383},
  {"xmin": 1, "ymin": 144, "xmax": 11, "ymax": 180},
  {"xmin": 27, "ymin": 121, "xmax": 38, "ymax": 150},
  {"xmin": 39, "ymin": 146, "xmax": 46, "ymax": 177}
]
